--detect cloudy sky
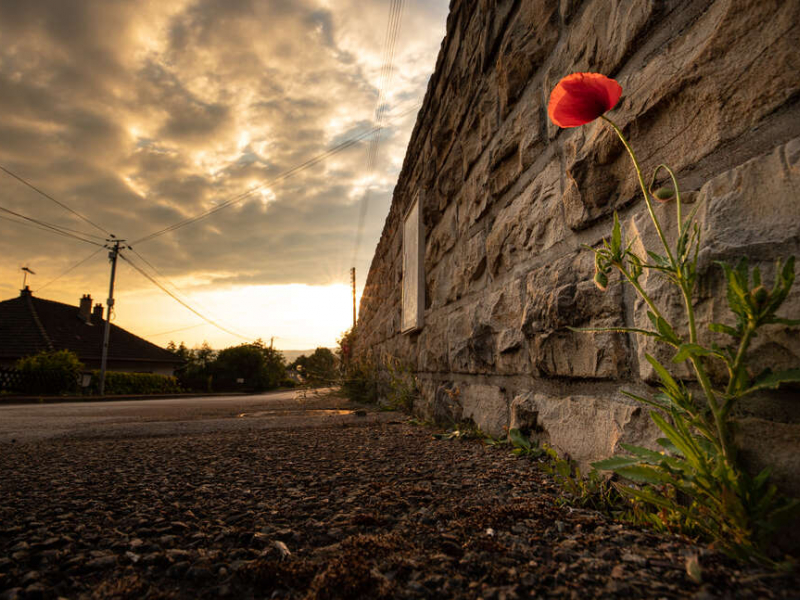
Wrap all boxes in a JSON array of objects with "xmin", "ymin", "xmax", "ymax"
[{"xmin": 0, "ymin": 0, "xmax": 449, "ymax": 351}]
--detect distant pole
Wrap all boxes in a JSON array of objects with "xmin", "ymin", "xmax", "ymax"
[
  {"xmin": 99, "ymin": 239, "xmax": 123, "ymax": 396},
  {"xmin": 350, "ymin": 267, "xmax": 356, "ymax": 330}
]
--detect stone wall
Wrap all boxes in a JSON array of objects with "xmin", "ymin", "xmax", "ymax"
[{"xmin": 356, "ymin": 0, "xmax": 800, "ymax": 492}]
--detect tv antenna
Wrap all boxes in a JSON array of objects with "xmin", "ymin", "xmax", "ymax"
[{"xmin": 21, "ymin": 266, "xmax": 35, "ymax": 288}]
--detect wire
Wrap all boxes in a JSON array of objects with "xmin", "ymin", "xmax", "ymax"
[
  {"xmin": 126, "ymin": 245, "xmax": 250, "ymax": 339},
  {"xmin": 0, "ymin": 204, "xmax": 105, "ymax": 247},
  {"xmin": 35, "ymin": 247, "xmax": 105, "ymax": 293},
  {"xmin": 351, "ymin": 0, "xmax": 405, "ymax": 267},
  {"xmin": 144, "ymin": 323, "xmax": 207, "ymax": 338},
  {"xmin": 118, "ymin": 251, "xmax": 252, "ymax": 342},
  {"xmin": 0, "ymin": 164, "xmax": 111, "ymax": 236},
  {"xmin": 131, "ymin": 101, "xmax": 422, "ymax": 246}
]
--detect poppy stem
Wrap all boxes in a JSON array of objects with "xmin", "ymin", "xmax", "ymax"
[{"xmin": 600, "ymin": 116, "xmax": 675, "ymax": 267}]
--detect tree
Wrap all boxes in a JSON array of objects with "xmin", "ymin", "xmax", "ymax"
[
  {"xmin": 166, "ymin": 341, "xmax": 191, "ymax": 363},
  {"xmin": 213, "ymin": 340, "xmax": 285, "ymax": 392},
  {"xmin": 171, "ymin": 341, "xmax": 216, "ymax": 392},
  {"xmin": 290, "ymin": 347, "xmax": 338, "ymax": 385}
]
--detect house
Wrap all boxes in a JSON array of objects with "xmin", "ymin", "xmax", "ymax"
[{"xmin": 0, "ymin": 287, "xmax": 182, "ymax": 375}]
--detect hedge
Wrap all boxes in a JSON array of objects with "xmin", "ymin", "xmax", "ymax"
[{"xmin": 90, "ymin": 371, "xmax": 182, "ymax": 395}]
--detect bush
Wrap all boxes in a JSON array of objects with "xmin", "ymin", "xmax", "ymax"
[
  {"xmin": 16, "ymin": 350, "xmax": 84, "ymax": 395},
  {"xmin": 90, "ymin": 371, "xmax": 182, "ymax": 395}
]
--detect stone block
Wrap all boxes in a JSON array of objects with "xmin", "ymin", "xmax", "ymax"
[
  {"xmin": 496, "ymin": 0, "xmax": 558, "ymax": 117},
  {"xmin": 486, "ymin": 161, "xmax": 564, "ymax": 276},
  {"xmin": 416, "ymin": 317, "xmax": 449, "ymax": 373},
  {"xmin": 621, "ymin": 0, "xmax": 800, "ymax": 179},
  {"xmin": 736, "ymin": 418, "xmax": 800, "ymax": 498},
  {"xmin": 425, "ymin": 203, "xmax": 458, "ymax": 272},
  {"xmin": 447, "ymin": 230, "xmax": 487, "ymax": 303},
  {"xmin": 509, "ymin": 392, "xmax": 662, "ymax": 464},
  {"xmin": 522, "ymin": 252, "xmax": 624, "ymax": 334},
  {"xmin": 431, "ymin": 382, "xmax": 463, "ymax": 425},
  {"xmin": 460, "ymin": 383, "xmax": 509, "ymax": 437},
  {"xmin": 545, "ymin": 0, "xmax": 655, "ymax": 139},
  {"xmin": 629, "ymin": 139, "xmax": 800, "ymax": 382}
]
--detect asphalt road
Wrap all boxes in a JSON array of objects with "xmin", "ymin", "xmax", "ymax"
[{"xmin": 0, "ymin": 390, "xmax": 395, "ymax": 444}]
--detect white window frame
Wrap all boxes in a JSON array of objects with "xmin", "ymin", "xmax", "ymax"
[{"xmin": 401, "ymin": 193, "xmax": 424, "ymax": 333}]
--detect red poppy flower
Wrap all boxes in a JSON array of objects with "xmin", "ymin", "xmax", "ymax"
[{"xmin": 547, "ymin": 73, "xmax": 622, "ymax": 128}]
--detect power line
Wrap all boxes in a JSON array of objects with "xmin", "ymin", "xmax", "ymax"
[
  {"xmin": 118, "ymin": 251, "xmax": 252, "ymax": 342},
  {"xmin": 132, "ymin": 101, "xmax": 422, "ymax": 246},
  {"xmin": 0, "ymin": 164, "xmax": 111, "ymax": 236},
  {"xmin": 35, "ymin": 247, "xmax": 105, "ymax": 293},
  {"xmin": 351, "ymin": 0, "xmax": 405, "ymax": 267},
  {"xmin": 126, "ymin": 245, "xmax": 251, "ymax": 340},
  {"xmin": 144, "ymin": 323, "xmax": 207, "ymax": 338},
  {"xmin": 0, "ymin": 204, "xmax": 105, "ymax": 247}
]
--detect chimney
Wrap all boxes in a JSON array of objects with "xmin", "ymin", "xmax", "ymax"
[
  {"xmin": 20, "ymin": 286, "xmax": 32, "ymax": 297},
  {"xmin": 93, "ymin": 303, "xmax": 104, "ymax": 323},
  {"xmin": 79, "ymin": 294, "xmax": 92, "ymax": 323}
]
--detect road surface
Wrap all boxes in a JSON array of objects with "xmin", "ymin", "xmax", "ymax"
[{"xmin": 0, "ymin": 390, "xmax": 394, "ymax": 443}]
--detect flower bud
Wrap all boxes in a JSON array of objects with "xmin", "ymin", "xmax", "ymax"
[
  {"xmin": 651, "ymin": 186, "xmax": 675, "ymax": 203},
  {"xmin": 594, "ymin": 270, "xmax": 608, "ymax": 291},
  {"xmin": 751, "ymin": 285, "xmax": 769, "ymax": 308}
]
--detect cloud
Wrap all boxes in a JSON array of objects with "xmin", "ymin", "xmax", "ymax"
[{"xmin": 0, "ymin": 0, "xmax": 449, "ymax": 347}]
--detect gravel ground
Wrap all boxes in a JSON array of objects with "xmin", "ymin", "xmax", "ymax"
[{"xmin": 0, "ymin": 412, "xmax": 797, "ymax": 599}]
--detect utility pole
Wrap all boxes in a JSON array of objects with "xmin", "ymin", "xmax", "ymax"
[
  {"xmin": 99, "ymin": 239, "xmax": 123, "ymax": 396},
  {"xmin": 350, "ymin": 267, "xmax": 356, "ymax": 330}
]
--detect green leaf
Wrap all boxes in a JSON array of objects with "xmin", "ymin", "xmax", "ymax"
[
  {"xmin": 742, "ymin": 368, "xmax": 800, "ymax": 395},
  {"xmin": 672, "ymin": 343, "xmax": 713, "ymax": 363},
  {"xmin": 770, "ymin": 317, "xmax": 800, "ymax": 326},
  {"xmin": 651, "ymin": 413, "xmax": 701, "ymax": 469},
  {"xmin": 655, "ymin": 316, "xmax": 680, "ymax": 345},
  {"xmin": 611, "ymin": 211, "xmax": 622, "ymax": 255},
  {"xmin": 647, "ymin": 251, "xmax": 670, "ymax": 268},
  {"xmin": 656, "ymin": 437, "xmax": 681, "ymax": 456},
  {"xmin": 508, "ymin": 428, "xmax": 531, "ymax": 450},
  {"xmin": 618, "ymin": 443, "xmax": 666, "ymax": 462},
  {"xmin": 615, "ymin": 465, "xmax": 669, "ymax": 485},
  {"xmin": 566, "ymin": 326, "xmax": 661, "ymax": 337},
  {"xmin": 621, "ymin": 389, "xmax": 669, "ymax": 411},
  {"xmin": 591, "ymin": 455, "xmax": 641, "ymax": 471},
  {"xmin": 708, "ymin": 322, "xmax": 738, "ymax": 337},
  {"xmin": 645, "ymin": 354, "xmax": 680, "ymax": 393}
]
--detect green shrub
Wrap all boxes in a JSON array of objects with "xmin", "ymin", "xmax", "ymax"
[
  {"xmin": 91, "ymin": 371, "xmax": 182, "ymax": 395},
  {"xmin": 340, "ymin": 357, "xmax": 383, "ymax": 404},
  {"xmin": 16, "ymin": 350, "xmax": 84, "ymax": 395}
]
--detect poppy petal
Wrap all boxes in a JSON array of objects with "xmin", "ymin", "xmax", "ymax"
[{"xmin": 548, "ymin": 73, "xmax": 622, "ymax": 128}]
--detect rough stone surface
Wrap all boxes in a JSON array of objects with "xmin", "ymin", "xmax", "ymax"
[
  {"xmin": 509, "ymin": 392, "xmax": 663, "ymax": 465},
  {"xmin": 459, "ymin": 383, "xmax": 508, "ymax": 437},
  {"xmin": 356, "ymin": 0, "xmax": 800, "ymax": 490}
]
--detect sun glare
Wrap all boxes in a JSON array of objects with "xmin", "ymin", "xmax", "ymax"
[{"xmin": 118, "ymin": 282, "xmax": 357, "ymax": 351}]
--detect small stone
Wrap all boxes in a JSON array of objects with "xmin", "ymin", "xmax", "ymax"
[
  {"xmin": 21, "ymin": 571, "xmax": 40, "ymax": 584},
  {"xmin": 24, "ymin": 583, "xmax": 46, "ymax": 600},
  {"xmin": 86, "ymin": 555, "xmax": 116, "ymax": 570},
  {"xmin": 0, "ymin": 588, "xmax": 22, "ymax": 600},
  {"xmin": 621, "ymin": 552, "xmax": 647, "ymax": 566}
]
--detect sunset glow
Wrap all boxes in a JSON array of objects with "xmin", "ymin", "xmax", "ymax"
[{"xmin": 0, "ymin": 0, "xmax": 448, "ymax": 352}]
